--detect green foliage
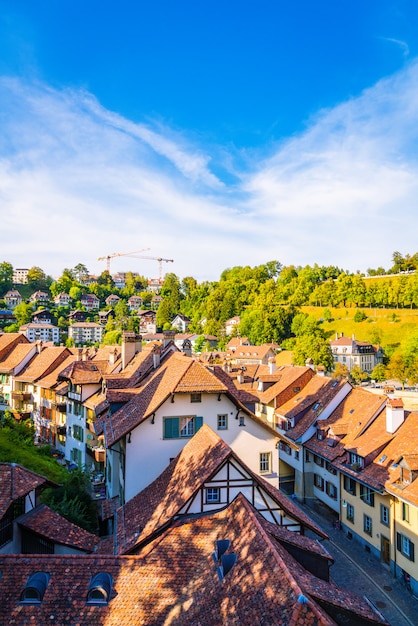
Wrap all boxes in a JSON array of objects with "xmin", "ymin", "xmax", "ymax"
[
  {"xmin": 12, "ymin": 302, "xmax": 33, "ymax": 326},
  {"xmin": 349, "ymin": 365, "xmax": 369, "ymax": 385},
  {"xmin": 353, "ymin": 309, "xmax": 367, "ymax": 322},
  {"xmin": 371, "ymin": 363, "xmax": 387, "ymax": 382},
  {"xmin": 41, "ymin": 468, "xmax": 98, "ymax": 532},
  {"xmin": 102, "ymin": 329, "xmax": 122, "ymax": 345},
  {"xmin": 0, "ymin": 261, "xmax": 13, "ymax": 295}
]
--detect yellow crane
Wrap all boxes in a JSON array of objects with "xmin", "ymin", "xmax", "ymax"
[{"xmin": 97, "ymin": 248, "xmax": 151, "ymax": 273}]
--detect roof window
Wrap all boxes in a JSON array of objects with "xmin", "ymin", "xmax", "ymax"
[
  {"xmin": 212, "ymin": 539, "xmax": 237, "ymax": 582},
  {"xmin": 20, "ymin": 572, "xmax": 50, "ymax": 604},
  {"xmin": 86, "ymin": 572, "xmax": 113, "ymax": 605}
]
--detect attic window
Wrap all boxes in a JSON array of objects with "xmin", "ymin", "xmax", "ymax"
[
  {"xmin": 86, "ymin": 572, "xmax": 113, "ymax": 605},
  {"xmin": 349, "ymin": 409, "xmax": 355, "ymax": 414},
  {"xmin": 20, "ymin": 572, "xmax": 50, "ymax": 604},
  {"xmin": 378, "ymin": 455, "xmax": 387, "ymax": 464},
  {"xmin": 312, "ymin": 402, "xmax": 320, "ymax": 411},
  {"xmin": 190, "ymin": 393, "xmax": 201, "ymax": 403}
]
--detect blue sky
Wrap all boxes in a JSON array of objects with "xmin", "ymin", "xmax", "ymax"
[{"xmin": 1, "ymin": 1, "xmax": 418, "ymax": 281}]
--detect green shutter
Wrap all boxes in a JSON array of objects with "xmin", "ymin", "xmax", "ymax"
[
  {"xmin": 195, "ymin": 416, "xmax": 203, "ymax": 432},
  {"xmin": 164, "ymin": 417, "xmax": 179, "ymax": 439}
]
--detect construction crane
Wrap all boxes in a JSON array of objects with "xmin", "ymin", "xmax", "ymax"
[
  {"xmin": 126, "ymin": 255, "xmax": 174, "ymax": 281},
  {"xmin": 98, "ymin": 249, "xmax": 174, "ymax": 280},
  {"xmin": 97, "ymin": 248, "xmax": 151, "ymax": 273}
]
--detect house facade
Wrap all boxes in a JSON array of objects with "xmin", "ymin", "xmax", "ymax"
[
  {"xmin": 330, "ymin": 333, "xmax": 384, "ymax": 373},
  {"xmin": 19, "ymin": 323, "xmax": 60, "ymax": 344},
  {"xmin": 68, "ymin": 322, "xmax": 104, "ymax": 345}
]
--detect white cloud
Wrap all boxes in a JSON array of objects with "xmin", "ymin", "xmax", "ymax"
[{"xmin": 1, "ymin": 63, "xmax": 418, "ymax": 280}]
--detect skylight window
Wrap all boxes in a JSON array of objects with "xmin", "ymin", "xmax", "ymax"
[
  {"xmin": 20, "ymin": 572, "xmax": 50, "ymax": 604},
  {"xmin": 378, "ymin": 455, "xmax": 387, "ymax": 464},
  {"xmin": 86, "ymin": 572, "xmax": 113, "ymax": 605}
]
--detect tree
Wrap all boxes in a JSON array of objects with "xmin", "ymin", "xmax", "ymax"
[
  {"xmin": 353, "ymin": 309, "xmax": 367, "ymax": 322},
  {"xmin": 350, "ymin": 365, "xmax": 368, "ymax": 385},
  {"xmin": 332, "ymin": 362, "xmax": 349, "ymax": 380},
  {"xmin": 371, "ymin": 363, "xmax": 386, "ymax": 382},
  {"xmin": 386, "ymin": 353, "xmax": 409, "ymax": 389},
  {"xmin": 0, "ymin": 262, "xmax": 13, "ymax": 295},
  {"xmin": 12, "ymin": 302, "xmax": 32, "ymax": 326},
  {"xmin": 27, "ymin": 266, "xmax": 50, "ymax": 290},
  {"xmin": 73, "ymin": 263, "xmax": 89, "ymax": 282},
  {"xmin": 292, "ymin": 334, "xmax": 334, "ymax": 371}
]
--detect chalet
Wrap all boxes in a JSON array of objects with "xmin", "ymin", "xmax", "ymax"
[
  {"xmin": 80, "ymin": 293, "xmax": 100, "ymax": 311},
  {"xmin": 53, "ymin": 293, "xmax": 72, "ymax": 307},
  {"xmin": 69, "ymin": 309, "xmax": 88, "ymax": 322},
  {"xmin": 29, "ymin": 291, "xmax": 49, "ymax": 305},
  {"xmin": 127, "ymin": 295, "xmax": 143, "ymax": 311},
  {"xmin": 171, "ymin": 313, "xmax": 191, "ymax": 332},
  {"xmin": 4, "ymin": 289, "xmax": 22, "ymax": 309},
  {"xmin": 31, "ymin": 308, "xmax": 53, "ymax": 324},
  {"xmin": 105, "ymin": 294, "xmax": 120, "ymax": 307}
]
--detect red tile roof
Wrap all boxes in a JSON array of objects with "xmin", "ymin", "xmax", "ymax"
[
  {"xmin": 18, "ymin": 504, "xmax": 100, "ymax": 552},
  {"xmin": 0, "ymin": 464, "xmax": 51, "ymax": 518},
  {"xmin": 0, "ymin": 494, "xmax": 386, "ymax": 625}
]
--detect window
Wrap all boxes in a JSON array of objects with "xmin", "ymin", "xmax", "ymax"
[
  {"xmin": 73, "ymin": 424, "xmax": 84, "ymax": 442},
  {"xmin": 259, "ymin": 452, "xmax": 272, "ymax": 474},
  {"xmin": 314, "ymin": 455, "xmax": 324, "ymax": 467},
  {"xmin": 326, "ymin": 482, "xmax": 337, "ymax": 500},
  {"xmin": 20, "ymin": 572, "xmax": 50, "ymax": 605},
  {"xmin": 364, "ymin": 514, "xmax": 373, "ymax": 536},
  {"xmin": 86, "ymin": 572, "xmax": 113, "ymax": 605},
  {"xmin": 344, "ymin": 476, "xmax": 357, "ymax": 495},
  {"xmin": 314, "ymin": 474, "xmax": 324, "ymax": 491},
  {"xmin": 205, "ymin": 487, "xmax": 220, "ymax": 503},
  {"xmin": 71, "ymin": 448, "xmax": 82, "ymax": 465},
  {"xmin": 279, "ymin": 441, "xmax": 291, "ymax": 455},
  {"xmin": 381, "ymin": 504, "xmax": 390, "ymax": 526},
  {"xmin": 190, "ymin": 393, "xmax": 201, "ymax": 403},
  {"xmin": 217, "ymin": 414, "xmax": 228, "ymax": 430},
  {"xmin": 360, "ymin": 485, "xmax": 375, "ymax": 507},
  {"xmin": 326, "ymin": 462, "xmax": 337, "ymax": 475},
  {"xmin": 397, "ymin": 533, "xmax": 415, "ymax": 561},
  {"xmin": 163, "ymin": 416, "xmax": 203, "ymax": 439},
  {"xmin": 305, "ymin": 450, "xmax": 311, "ymax": 463},
  {"xmin": 347, "ymin": 504, "xmax": 354, "ymax": 523},
  {"xmin": 402, "ymin": 502, "xmax": 410, "ymax": 523},
  {"xmin": 349, "ymin": 453, "xmax": 363, "ymax": 469},
  {"xmin": 294, "ymin": 450, "xmax": 300, "ymax": 461}
]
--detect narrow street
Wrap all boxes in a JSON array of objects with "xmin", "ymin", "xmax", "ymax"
[{"xmin": 297, "ymin": 501, "xmax": 418, "ymax": 626}]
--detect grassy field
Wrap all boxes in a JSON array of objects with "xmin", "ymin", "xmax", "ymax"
[{"xmin": 301, "ymin": 306, "xmax": 418, "ymax": 349}]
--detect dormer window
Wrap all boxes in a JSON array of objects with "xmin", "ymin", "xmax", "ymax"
[
  {"xmin": 349, "ymin": 453, "xmax": 363, "ymax": 469},
  {"xmin": 20, "ymin": 572, "xmax": 50, "ymax": 604},
  {"xmin": 86, "ymin": 572, "xmax": 113, "ymax": 605}
]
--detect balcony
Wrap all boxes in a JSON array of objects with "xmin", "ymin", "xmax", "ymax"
[
  {"xmin": 12, "ymin": 391, "xmax": 32, "ymax": 402},
  {"xmin": 56, "ymin": 403, "xmax": 67, "ymax": 413}
]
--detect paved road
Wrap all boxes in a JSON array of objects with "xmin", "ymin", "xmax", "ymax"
[{"xmin": 297, "ymin": 501, "xmax": 418, "ymax": 626}]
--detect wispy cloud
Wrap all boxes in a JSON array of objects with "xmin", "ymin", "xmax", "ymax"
[
  {"xmin": 382, "ymin": 37, "xmax": 410, "ymax": 58},
  {"xmin": 1, "ymin": 62, "xmax": 418, "ymax": 280}
]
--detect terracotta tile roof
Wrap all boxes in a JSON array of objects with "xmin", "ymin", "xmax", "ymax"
[
  {"xmin": 97, "ymin": 352, "xmax": 193, "ymax": 445},
  {"xmin": 58, "ymin": 359, "xmax": 103, "ymax": 384},
  {"xmin": 210, "ymin": 365, "xmax": 259, "ymax": 404},
  {"xmin": 18, "ymin": 504, "xmax": 100, "ymax": 552},
  {"xmin": 100, "ymin": 425, "xmax": 326, "ymax": 556},
  {"xmin": 35, "ymin": 354, "xmax": 77, "ymax": 389},
  {"xmin": 0, "ymin": 496, "xmax": 346, "ymax": 626},
  {"xmin": 173, "ymin": 359, "xmax": 227, "ymax": 394},
  {"xmin": 0, "ymin": 463, "xmax": 51, "ymax": 518},
  {"xmin": 276, "ymin": 377, "xmax": 348, "ymax": 441},
  {"xmin": 14, "ymin": 347, "xmax": 72, "ymax": 383},
  {"xmin": 0, "ymin": 332, "xmax": 29, "ymax": 359},
  {"xmin": 258, "ymin": 365, "xmax": 315, "ymax": 404},
  {"xmin": 0, "ymin": 342, "xmax": 35, "ymax": 373}
]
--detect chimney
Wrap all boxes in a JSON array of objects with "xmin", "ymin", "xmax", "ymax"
[
  {"xmin": 163, "ymin": 329, "xmax": 176, "ymax": 347},
  {"xmin": 386, "ymin": 398, "xmax": 405, "ymax": 434},
  {"xmin": 153, "ymin": 345, "xmax": 161, "ymax": 369},
  {"xmin": 109, "ymin": 347, "xmax": 117, "ymax": 365},
  {"xmin": 268, "ymin": 357, "xmax": 276, "ymax": 375},
  {"xmin": 77, "ymin": 347, "xmax": 83, "ymax": 361},
  {"xmin": 305, "ymin": 358, "xmax": 314, "ymax": 371},
  {"xmin": 335, "ymin": 333, "xmax": 338, "ymax": 340},
  {"xmin": 122, "ymin": 331, "xmax": 138, "ymax": 369}
]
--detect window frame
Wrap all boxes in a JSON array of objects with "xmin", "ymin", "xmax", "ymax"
[
  {"xmin": 259, "ymin": 452, "xmax": 272, "ymax": 474},
  {"xmin": 190, "ymin": 393, "xmax": 201, "ymax": 403},
  {"xmin": 163, "ymin": 415, "xmax": 203, "ymax": 439},
  {"xmin": 205, "ymin": 487, "xmax": 220, "ymax": 504},
  {"xmin": 402, "ymin": 502, "xmax": 410, "ymax": 523},
  {"xmin": 314, "ymin": 473, "xmax": 325, "ymax": 491},
  {"xmin": 397, "ymin": 532, "xmax": 415, "ymax": 561},
  {"xmin": 360, "ymin": 485, "xmax": 375, "ymax": 507},
  {"xmin": 363, "ymin": 514, "xmax": 373, "ymax": 536},
  {"xmin": 344, "ymin": 475, "xmax": 357, "ymax": 496},
  {"xmin": 346, "ymin": 503, "xmax": 354, "ymax": 523},
  {"xmin": 380, "ymin": 504, "xmax": 390, "ymax": 527},
  {"xmin": 217, "ymin": 414, "xmax": 228, "ymax": 430}
]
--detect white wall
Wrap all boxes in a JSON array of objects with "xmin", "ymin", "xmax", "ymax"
[{"xmin": 124, "ymin": 393, "xmax": 278, "ymax": 502}]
